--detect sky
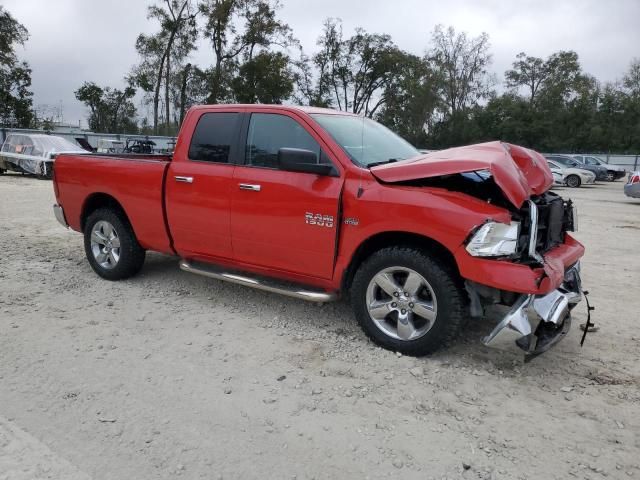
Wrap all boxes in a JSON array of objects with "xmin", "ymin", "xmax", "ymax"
[{"xmin": 5, "ymin": 0, "xmax": 640, "ymax": 128}]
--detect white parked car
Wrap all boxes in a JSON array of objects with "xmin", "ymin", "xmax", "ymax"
[
  {"xmin": 547, "ymin": 159, "xmax": 596, "ymax": 188},
  {"xmin": 0, "ymin": 134, "xmax": 86, "ymax": 179}
]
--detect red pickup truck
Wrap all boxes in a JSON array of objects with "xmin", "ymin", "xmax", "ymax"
[{"xmin": 53, "ymin": 105, "xmax": 584, "ymax": 359}]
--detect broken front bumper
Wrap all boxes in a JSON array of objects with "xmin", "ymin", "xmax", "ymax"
[{"xmin": 482, "ymin": 263, "xmax": 582, "ymax": 360}]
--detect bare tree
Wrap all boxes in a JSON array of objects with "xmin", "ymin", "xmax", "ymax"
[
  {"xmin": 505, "ymin": 52, "xmax": 547, "ymax": 103},
  {"xmin": 429, "ymin": 25, "xmax": 494, "ymax": 117},
  {"xmin": 311, "ymin": 19, "xmax": 402, "ymax": 116}
]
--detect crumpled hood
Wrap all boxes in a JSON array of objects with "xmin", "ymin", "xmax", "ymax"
[{"xmin": 370, "ymin": 141, "xmax": 554, "ymax": 208}]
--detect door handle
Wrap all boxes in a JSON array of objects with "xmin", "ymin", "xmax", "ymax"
[
  {"xmin": 239, "ymin": 183, "xmax": 261, "ymax": 192},
  {"xmin": 175, "ymin": 176, "xmax": 193, "ymax": 184}
]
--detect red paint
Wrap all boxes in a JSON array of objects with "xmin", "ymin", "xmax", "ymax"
[{"xmin": 53, "ymin": 105, "xmax": 584, "ymax": 298}]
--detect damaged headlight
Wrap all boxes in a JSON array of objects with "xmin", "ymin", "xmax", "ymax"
[{"xmin": 466, "ymin": 221, "xmax": 520, "ymax": 257}]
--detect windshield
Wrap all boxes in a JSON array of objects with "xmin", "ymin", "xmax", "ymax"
[
  {"xmin": 547, "ymin": 161, "xmax": 561, "ymax": 170},
  {"xmin": 311, "ymin": 114, "xmax": 419, "ymax": 167}
]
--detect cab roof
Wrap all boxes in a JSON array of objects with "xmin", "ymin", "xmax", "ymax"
[{"xmin": 188, "ymin": 104, "xmax": 358, "ymax": 116}]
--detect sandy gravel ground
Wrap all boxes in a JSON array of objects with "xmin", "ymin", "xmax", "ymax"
[{"xmin": 0, "ymin": 173, "xmax": 639, "ymax": 480}]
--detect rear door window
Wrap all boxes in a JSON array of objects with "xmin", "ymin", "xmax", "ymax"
[{"xmin": 188, "ymin": 112, "xmax": 239, "ymax": 163}]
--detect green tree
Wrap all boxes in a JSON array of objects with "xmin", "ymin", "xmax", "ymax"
[
  {"xmin": 174, "ymin": 63, "xmax": 209, "ymax": 124},
  {"xmin": 131, "ymin": 0, "xmax": 197, "ymax": 134},
  {"xmin": 376, "ymin": 53, "xmax": 440, "ymax": 146},
  {"xmin": 199, "ymin": 0, "xmax": 294, "ymax": 104},
  {"xmin": 232, "ymin": 51, "xmax": 294, "ymax": 103},
  {"xmin": 199, "ymin": 0, "xmax": 247, "ymax": 103},
  {"xmin": 505, "ymin": 52, "xmax": 548, "ymax": 104},
  {"xmin": 293, "ymin": 50, "xmax": 332, "ymax": 107},
  {"xmin": 307, "ymin": 19, "xmax": 403, "ymax": 116},
  {"xmin": 0, "ymin": 6, "xmax": 33, "ymax": 127},
  {"xmin": 75, "ymin": 81, "xmax": 139, "ymax": 133},
  {"xmin": 595, "ymin": 59, "xmax": 640, "ymax": 152},
  {"xmin": 238, "ymin": 0, "xmax": 294, "ymax": 103}
]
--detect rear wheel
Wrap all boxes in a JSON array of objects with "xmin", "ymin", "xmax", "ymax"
[
  {"xmin": 350, "ymin": 247, "xmax": 466, "ymax": 356},
  {"xmin": 84, "ymin": 208, "xmax": 145, "ymax": 280},
  {"xmin": 566, "ymin": 174, "xmax": 581, "ymax": 188}
]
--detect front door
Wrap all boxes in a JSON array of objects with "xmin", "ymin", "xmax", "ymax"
[
  {"xmin": 166, "ymin": 111, "xmax": 241, "ymax": 260},
  {"xmin": 231, "ymin": 112, "xmax": 343, "ymax": 279}
]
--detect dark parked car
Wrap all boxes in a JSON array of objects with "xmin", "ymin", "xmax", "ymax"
[
  {"xmin": 572, "ymin": 155, "xmax": 627, "ymax": 182},
  {"xmin": 545, "ymin": 154, "xmax": 608, "ymax": 181}
]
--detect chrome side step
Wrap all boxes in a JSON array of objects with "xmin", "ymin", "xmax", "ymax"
[{"xmin": 179, "ymin": 259, "xmax": 338, "ymax": 303}]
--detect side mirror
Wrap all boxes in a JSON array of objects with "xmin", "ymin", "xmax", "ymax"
[{"xmin": 277, "ymin": 148, "xmax": 337, "ymax": 176}]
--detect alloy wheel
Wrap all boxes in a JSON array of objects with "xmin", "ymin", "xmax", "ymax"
[
  {"xmin": 365, "ymin": 266, "xmax": 438, "ymax": 341},
  {"xmin": 90, "ymin": 220, "xmax": 121, "ymax": 270}
]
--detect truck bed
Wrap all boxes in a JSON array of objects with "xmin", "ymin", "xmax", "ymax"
[{"xmin": 54, "ymin": 153, "xmax": 174, "ymax": 254}]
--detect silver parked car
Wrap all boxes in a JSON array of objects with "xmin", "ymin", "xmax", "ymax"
[
  {"xmin": 624, "ymin": 171, "xmax": 640, "ymax": 198},
  {"xmin": 546, "ymin": 154, "xmax": 608, "ymax": 181},
  {"xmin": 572, "ymin": 155, "xmax": 627, "ymax": 182}
]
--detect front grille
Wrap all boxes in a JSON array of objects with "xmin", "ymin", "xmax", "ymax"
[
  {"xmin": 535, "ymin": 197, "xmax": 566, "ymax": 252},
  {"xmin": 518, "ymin": 193, "xmax": 573, "ymax": 261}
]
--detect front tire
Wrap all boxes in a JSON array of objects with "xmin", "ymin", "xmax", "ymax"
[
  {"xmin": 606, "ymin": 171, "xmax": 615, "ymax": 182},
  {"xmin": 566, "ymin": 174, "xmax": 581, "ymax": 188},
  {"xmin": 84, "ymin": 208, "xmax": 145, "ymax": 280},
  {"xmin": 350, "ymin": 247, "xmax": 466, "ymax": 356}
]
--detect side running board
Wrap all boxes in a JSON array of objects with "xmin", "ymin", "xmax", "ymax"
[{"xmin": 179, "ymin": 259, "xmax": 338, "ymax": 303}]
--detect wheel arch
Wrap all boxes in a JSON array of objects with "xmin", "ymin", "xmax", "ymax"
[
  {"xmin": 80, "ymin": 192, "xmax": 130, "ymax": 232},
  {"xmin": 341, "ymin": 231, "xmax": 460, "ymax": 291}
]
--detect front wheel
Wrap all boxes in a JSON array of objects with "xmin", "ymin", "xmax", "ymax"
[
  {"xmin": 566, "ymin": 174, "xmax": 581, "ymax": 188},
  {"xmin": 83, "ymin": 208, "xmax": 146, "ymax": 280},
  {"xmin": 350, "ymin": 247, "xmax": 466, "ymax": 356},
  {"xmin": 606, "ymin": 171, "xmax": 615, "ymax": 182}
]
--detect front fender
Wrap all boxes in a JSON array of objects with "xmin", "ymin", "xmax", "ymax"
[{"xmin": 333, "ymin": 177, "xmax": 513, "ymax": 288}]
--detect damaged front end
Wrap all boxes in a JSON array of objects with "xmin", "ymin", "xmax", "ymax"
[
  {"xmin": 465, "ymin": 193, "xmax": 583, "ymax": 360},
  {"xmin": 471, "ymin": 263, "xmax": 582, "ymax": 361},
  {"xmin": 370, "ymin": 141, "xmax": 587, "ymax": 359}
]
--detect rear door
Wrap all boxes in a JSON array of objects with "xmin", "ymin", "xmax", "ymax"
[
  {"xmin": 230, "ymin": 111, "xmax": 344, "ymax": 279},
  {"xmin": 166, "ymin": 110, "xmax": 241, "ymax": 260}
]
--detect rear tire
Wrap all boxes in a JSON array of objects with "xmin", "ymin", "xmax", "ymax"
[
  {"xmin": 350, "ymin": 247, "xmax": 466, "ymax": 356},
  {"xmin": 84, "ymin": 208, "xmax": 145, "ymax": 280},
  {"xmin": 566, "ymin": 174, "xmax": 581, "ymax": 188}
]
